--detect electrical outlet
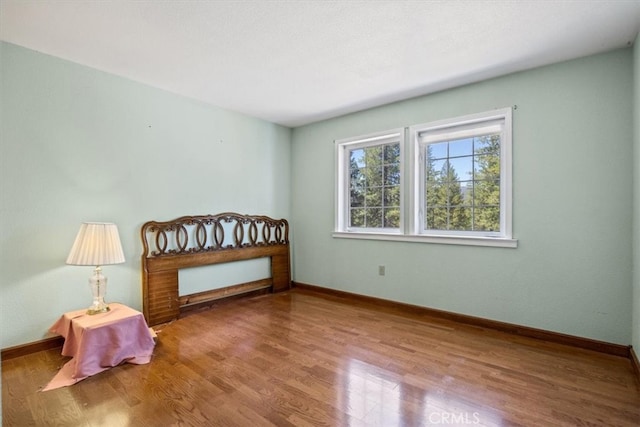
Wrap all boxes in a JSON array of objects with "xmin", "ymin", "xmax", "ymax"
[{"xmin": 378, "ymin": 265, "xmax": 385, "ymax": 276}]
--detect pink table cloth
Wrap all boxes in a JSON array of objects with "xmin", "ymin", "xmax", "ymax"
[{"xmin": 43, "ymin": 303, "xmax": 155, "ymax": 391}]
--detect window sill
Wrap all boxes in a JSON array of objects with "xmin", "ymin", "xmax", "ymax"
[{"xmin": 332, "ymin": 231, "xmax": 518, "ymax": 248}]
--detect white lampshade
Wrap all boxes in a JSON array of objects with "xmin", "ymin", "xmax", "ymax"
[{"xmin": 66, "ymin": 222, "xmax": 125, "ymax": 266}]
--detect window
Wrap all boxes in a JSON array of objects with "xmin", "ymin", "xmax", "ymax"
[
  {"xmin": 335, "ymin": 109, "xmax": 515, "ymax": 248},
  {"xmin": 335, "ymin": 129, "xmax": 404, "ymax": 233},
  {"xmin": 412, "ymin": 108, "xmax": 512, "ymax": 240}
]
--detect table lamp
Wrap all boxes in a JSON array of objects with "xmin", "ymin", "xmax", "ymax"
[{"xmin": 66, "ymin": 222, "xmax": 125, "ymax": 314}]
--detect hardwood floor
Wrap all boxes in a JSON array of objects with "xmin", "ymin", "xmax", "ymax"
[{"xmin": 3, "ymin": 288, "xmax": 640, "ymax": 426}]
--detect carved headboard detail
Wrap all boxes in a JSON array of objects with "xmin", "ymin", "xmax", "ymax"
[{"xmin": 141, "ymin": 213, "xmax": 290, "ymax": 326}]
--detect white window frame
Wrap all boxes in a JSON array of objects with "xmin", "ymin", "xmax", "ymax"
[
  {"xmin": 334, "ymin": 109, "xmax": 517, "ymax": 248},
  {"xmin": 410, "ymin": 108, "xmax": 514, "ymax": 244},
  {"xmin": 335, "ymin": 128, "xmax": 405, "ymax": 234}
]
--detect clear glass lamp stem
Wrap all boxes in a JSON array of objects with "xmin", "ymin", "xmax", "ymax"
[{"xmin": 87, "ymin": 266, "xmax": 110, "ymax": 315}]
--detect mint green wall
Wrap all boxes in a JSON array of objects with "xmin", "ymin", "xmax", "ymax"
[
  {"xmin": 291, "ymin": 49, "xmax": 633, "ymax": 345},
  {"xmin": 1, "ymin": 42, "xmax": 636, "ymax": 352},
  {"xmin": 0, "ymin": 42, "xmax": 292, "ymax": 348},
  {"xmin": 632, "ymin": 34, "xmax": 640, "ymax": 353}
]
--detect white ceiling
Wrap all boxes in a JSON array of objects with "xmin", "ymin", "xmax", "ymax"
[{"xmin": 2, "ymin": 1, "xmax": 640, "ymax": 128}]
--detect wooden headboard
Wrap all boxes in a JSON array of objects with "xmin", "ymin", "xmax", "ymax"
[{"xmin": 141, "ymin": 212, "xmax": 290, "ymax": 326}]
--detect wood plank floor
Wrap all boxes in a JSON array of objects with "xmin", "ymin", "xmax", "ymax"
[{"xmin": 3, "ymin": 288, "xmax": 640, "ymax": 426}]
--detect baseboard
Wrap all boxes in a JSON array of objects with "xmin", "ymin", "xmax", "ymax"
[
  {"xmin": 292, "ymin": 282, "xmax": 631, "ymax": 358},
  {"xmin": 4, "ymin": 285, "xmax": 632, "ymax": 362},
  {"xmin": 631, "ymin": 347, "xmax": 640, "ymax": 384},
  {"xmin": 1, "ymin": 335, "xmax": 64, "ymax": 361}
]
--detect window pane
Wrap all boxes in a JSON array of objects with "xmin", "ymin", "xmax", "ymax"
[
  {"xmin": 425, "ymin": 178, "xmax": 441, "ymax": 211},
  {"xmin": 384, "ymin": 186, "xmax": 400, "ymax": 206},
  {"xmin": 449, "ymin": 156, "xmax": 473, "ymax": 182},
  {"xmin": 351, "ymin": 148, "xmax": 366, "ymax": 169},
  {"xmin": 446, "ymin": 182, "xmax": 466, "ymax": 207},
  {"xmin": 473, "ymin": 206, "xmax": 500, "ymax": 231},
  {"xmin": 384, "ymin": 208, "xmax": 400, "ymax": 228},
  {"xmin": 366, "ymin": 145, "xmax": 383, "ymax": 163},
  {"xmin": 366, "ymin": 208, "xmax": 383, "ymax": 228},
  {"xmin": 350, "ymin": 187, "xmax": 364, "ymax": 207},
  {"xmin": 474, "ymin": 179, "xmax": 500, "ymax": 207},
  {"xmin": 474, "ymin": 154, "xmax": 500, "ymax": 179},
  {"xmin": 425, "ymin": 208, "xmax": 435, "ymax": 229},
  {"xmin": 433, "ymin": 159, "xmax": 448, "ymax": 178},
  {"xmin": 449, "ymin": 138, "xmax": 473, "ymax": 157},
  {"xmin": 365, "ymin": 186, "xmax": 382, "ymax": 207},
  {"xmin": 384, "ymin": 164, "xmax": 400, "ymax": 185},
  {"xmin": 430, "ymin": 142, "xmax": 447, "ymax": 159},
  {"xmin": 384, "ymin": 143, "xmax": 400, "ymax": 163},
  {"xmin": 426, "ymin": 207, "xmax": 448, "ymax": 230},
  {"xmin": 450, "ymin": 207, "xmax": 472, "ymax": 230},
  {"xmin": 351, "ymin": 167, "xmax": 365, "ymax": 184},
  {"xmin": 350, "ymin": 208, "xmax": 365, "ymax": 228},
  {"xmin": 475, "ymin": 135, "xmax": 500, "ymax": 155},
  {"xmin": 460, "ymin": 181, "xmax": 473, "ymax": 204},
  {"xmin": 367, "ymin": 166, "xmax": 383, "ymax": 187},
  {"xmin": 441, "ymin": 162, "xmax": 458, "ymax": 184},
  {"xmin": 426, "ymin": 159, "xmax": 440, "ymax": 181}
]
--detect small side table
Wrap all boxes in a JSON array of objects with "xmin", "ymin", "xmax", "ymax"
[{"xmin": 43, "ymin": 303, "xmax": 155, "ymax": 391}]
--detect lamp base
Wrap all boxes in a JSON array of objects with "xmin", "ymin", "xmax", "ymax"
[
  {"xmin": 87, "ymin": 304, "xmax": 110, "ymax": 315},
  {"xmin": 87, "ymin": 267, "xmax": 110, "ymax": 315}
]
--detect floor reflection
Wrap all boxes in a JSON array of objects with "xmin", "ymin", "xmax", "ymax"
[
  {"xmin": 341, "ymin": 358, "xmax": 504, "ymax": 426},
  {"xmin": 422, "ymin": 392, "xmax": 503, "ymax": 427},
  {"xmin": 343, "ymin": 358, "xmax": 401, "ymax": 423}
]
